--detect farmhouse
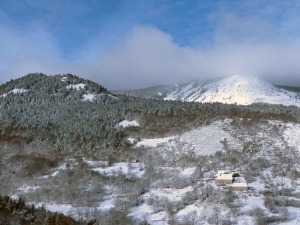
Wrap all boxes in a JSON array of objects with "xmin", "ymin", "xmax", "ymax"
[
  {"xmin": 214, "ymin": 170, "xmax": 226, "ymax": 179},
  {"xmin": 215, "ymin": 172, "xmax": 233, "ymax": 186}
]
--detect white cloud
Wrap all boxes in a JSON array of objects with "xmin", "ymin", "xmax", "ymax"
[
  {"xmin": 1, "ymin": 1, "xmax": 300, "ymax": 89},
  {"xmin": 94, "ymin": 26, "xmax": 201, "ymax": 89},
  {"xmin": 90, "ymin": 25, "xmax": 300, "ymax": 89}
]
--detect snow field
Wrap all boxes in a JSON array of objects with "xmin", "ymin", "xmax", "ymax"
[
  {"xmin": 127, "ymin": 203, "xmax": 154, "ymax": 224},
  {"xmin": 118, "ymin": 119, "xmax": 140, "ymax": 128},
  {"xmin": 239, "ymin": 195, "xmax": 266, "ymax": 213},
  {"xmin": 175, "ymin": 204, "xmax": 203, "ymax": 222},
  {"xmin": 178, "ymin": 122, "xmax": 237, "ymax": 156},
  {"xmin": 129, "ymin": 186, "xmax": 195, "ymax": 225},
  {"xmin": 35, "ymin": 203, "xmax": 73, "ymax": 215},
  {"xmin": 164, "ymin": 82, "xmax": 196, "ymax": 101},
  {"xmin": 158, "ymin": 167, "xmax": 196, "ymax": 177},
  {"xmin": 147, "ymin": 186, "xmax": 194, "ymax": 202},
  {"xmin": 1, "ymin": 88, "xmax": 28, "ymax": 97},
  {"xmin": 39, "ymin": 170, "xmax": 60, "ymax": 179},
  {"xmin": 81, "ymin": 93, "xmax": 117, "ymax": 101},
  {"xmin": 20, "ymin": 159, "xmax": 128, "ymax": 218},
  {"xmin": 98, "ymin": 196, "xmax": 115, "ymax": 210},
  {"xmin": 134, "ymin": 120, "xmax": 240, "ymax": 157},
  {"xmin": 17, "ymin": 185, "xmax": 40, "ymax": 193},
  {"xmin": 242, "ymin": 166, "xmax": 300, "ymax": 224},
  {"xmin": 280, "ymin": 207, "xmax": 300, "ymax": 224},
  {"xmin": 92, "ymin": 161, "xmax": 145, "ymax": 178},
  {"xmin": 11, "ymin": 185, "xmax": 40, "ymax": 199},
  {"xmin": 127, "ymin": 137, "xmax": 136, "ymax": 144},
  {"xmin": 83, "ymin": 159, "xmax": 145, "ymax": 178},
  {"xmin": 82, "ymin": 93, "xmax": 96, "ymax": 101},
  {"xmin": 283, "ymin": 123, "xmax": 300, "ymax": 152},
  {"xmin": 32, "ymin": 200, "xmax": 115, "ymax": 219},
  {"xmin": 66, "ymin": 83, "xmax": 86, "ymax": 90},
  {"xmin": 129, "ymin": 180, "xmax": 236, "ymax": 225},
  {"xmin": 38, "ymin": 163, "xmax": 68, "ymax": 179},
  {"xmin": 108, "ymin": 93, "xmax": 118, "ymax": 99},
  {"xmin": 135, "ymin": 136, "xmax": 176, "ymax": 148}
]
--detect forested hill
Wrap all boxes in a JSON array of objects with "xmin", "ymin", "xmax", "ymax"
[
  {"xmin": 0, "ymin": 73, "xmax": 107, "ymax": 96},
  {"xmin": 1, "ymin": 73, "xmax": 300, "ymax": 156}
]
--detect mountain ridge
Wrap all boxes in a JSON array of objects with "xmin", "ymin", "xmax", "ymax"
[{"xmin": 113, "ymin": 75, "xmax": 300, "ymax": 107}]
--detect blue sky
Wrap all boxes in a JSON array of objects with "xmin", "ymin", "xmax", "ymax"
[
  {"xmin": 1, "ymin": 0, "xmax": 300, "ymax": 89},
  {"xmin": 1, "ymin": 0, "xmax": 216, "ymax": 58}
]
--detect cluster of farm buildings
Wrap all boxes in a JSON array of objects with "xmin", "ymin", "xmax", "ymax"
[{"xmin": 214, "ymin": 170, "xmax": 248, "ymax": 191}]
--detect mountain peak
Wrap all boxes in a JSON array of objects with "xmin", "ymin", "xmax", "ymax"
[
  {"xmin": 223, "ymin": 74, "xmax": 261, "ymax": 83},
  {"xmin": 193, "ymin": 75, "xmax": 300, "ymax": 105},
  {"xmin": 115, "ymin": 75, "xmax": 300, "ymax": 107}
]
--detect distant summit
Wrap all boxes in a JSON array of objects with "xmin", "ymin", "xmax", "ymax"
[
  {"xmin": 192, "ymin": 75, "xmax": 300, "ymax": 106},
  {"xmin": 113, "ymin": 75, "xmax": 300, "ymax": 107}
]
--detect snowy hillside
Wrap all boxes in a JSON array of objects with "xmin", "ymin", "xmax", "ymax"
[
  {"xmin": 112, "ymin": 78, "xmax": 215, "ymax": 101},
  {"xmin": 192, "ymin": 75, "xmax": 300, "ymax": 106},
  {"xmin": 4, "ymin": 73, "xmax": 300, "ymax": 224},
  {"xmin": 114, "ymin": 75, "xmax": 300, "ymax": 107}
]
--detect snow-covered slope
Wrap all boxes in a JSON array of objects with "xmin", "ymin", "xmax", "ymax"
[
  {"xmin": 115, "ymin": 75, "xmax": 300, "ymax": 107},
  {"xmin": 192, "ymin": 75, "xmax": 300, "ymax": 106},
  {"xmin": 112, "ymin": 78, "xmax": 215, "ymax": 101},
  {"xmin": 1, "ymin": 88, "xmax": 28, "ymax": 97},
  {"xmin": 162, "ymin": 79, "xmax": 212, "ymax": 101}
]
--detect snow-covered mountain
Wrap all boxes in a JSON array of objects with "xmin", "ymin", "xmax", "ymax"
[
  {"xmin": 114, "ymin": 75, "xmax": 300, "ymax": 106},
  {"xmin": 191, "ymin": 75, "xmax": 300, "ymax": 106},
  {"xmin": 113, "ymin": 78, "xmax": 215, "ymax": 101}
]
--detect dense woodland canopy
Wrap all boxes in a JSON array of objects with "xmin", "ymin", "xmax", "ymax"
[{"xmin": 0, "ymin": 194, "xmax": 84, "ymax": 225}]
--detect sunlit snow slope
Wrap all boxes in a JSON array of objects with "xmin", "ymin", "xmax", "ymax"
[
  {"xmin": 190, "ymin": 75, "xmax": 300, "ymax": 106},
  {"xmin": 118, "ymin": 75, "xmax": 300, "ymax": 106}
]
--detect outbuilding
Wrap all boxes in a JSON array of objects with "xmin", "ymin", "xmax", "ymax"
[
  {"xmin": 230, "ymin": 183, "xmax": 248, "ymax": 191},
  {"xmin": 215, "ymin": 173, "xmax": 233, "ymax": 186}
]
